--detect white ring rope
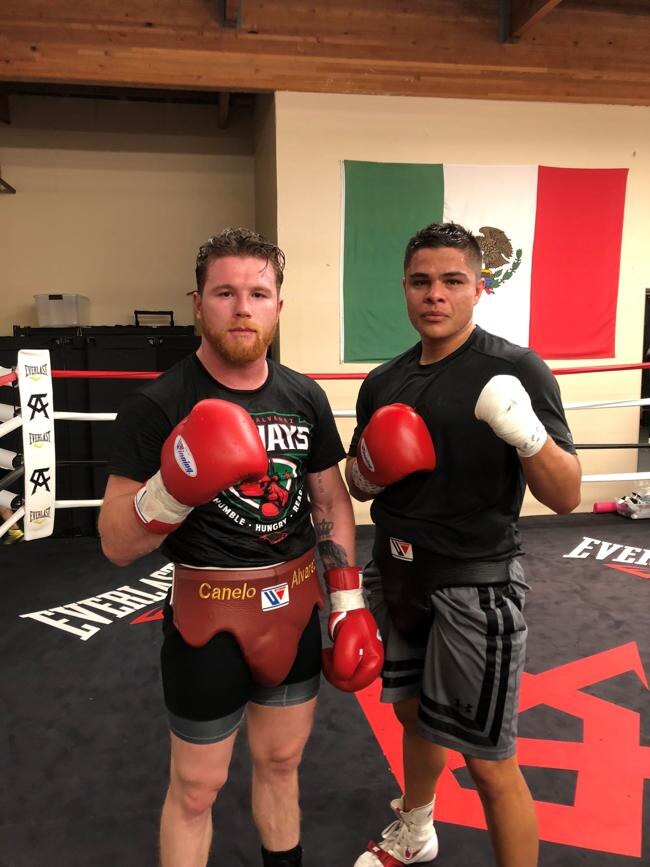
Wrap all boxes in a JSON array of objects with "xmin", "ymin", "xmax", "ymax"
[
  {"xmin": 0, "ymin": 415, "xmax": 23, "ymax": 439},
  {"xmin": 30, "ymin": 399, "xmax": 650, "ymax": 424},
  {"xmin": 0, "ymin": 448, "xmax": 20, "ymax": 470},
  {"xmin": 0, "ymin": 490, "xmax": 18, "ymax": 509},
  {"xmin": 0, "ymin": 505, "xmax": 24, "ymax": 537},
  {"xmin": 0, "ymin": 404, "xmax": 17, "ymax": 422},
  {"xmin": 564, "ymin": 397, "xmax": 650, "ymax": 410},
  {"xmin": 581, "ymin": 471, "xmax": 650, "ymax": 483},
  {"xmin": 1, "ymin": 401, "xmax": 650, "ymax": 436},
  {"xmin": 55, "ymin": 499, "xmax": 103, "ymax": 509},
  {"xmin": 54, "ymin": 411, "xmax": 117, "ymax": 422}
]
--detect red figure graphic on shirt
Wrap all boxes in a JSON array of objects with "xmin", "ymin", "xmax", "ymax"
[{"xmin": 237, "ymin": 472, "xmax": 291, "ymax": 518}]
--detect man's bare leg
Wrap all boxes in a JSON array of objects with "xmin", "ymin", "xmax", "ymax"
[
  {"xmin": 395, "ymin": 697, "xmax": 447, "ymax": 809},
  {"xmin": 466, "ymin": 754, "xmax": 538, "ymax": 867},
  {"xmin": 160, "ymin": 730, "xmax": 237, "ymax": 867},
  {"xmin": 247, "ymin": 698, "xmax": 317, "ymax": 852}
]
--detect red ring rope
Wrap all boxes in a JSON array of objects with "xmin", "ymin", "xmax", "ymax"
[
  {"xmin": 49, "ymin": 370, "xmax": 367, "ymax": 381},
  {"xmin": 47, "ymin": 362, "xmax": 650, "ymax": 381},
  {"xmin": 52, "ymin": 371, "xmax": 159, "ymax": 380},
  {"xmin": 0, "ymin": 371, "xmax": 17, "ymax": 387},
  {"xmin": 553, "ymin": 362, "xmax": 650, "ymax": 376}
]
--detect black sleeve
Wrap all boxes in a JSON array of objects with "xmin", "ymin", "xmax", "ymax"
[
  {"xmin": 348, "ymin": 375, "xmax": 374, "ymax": 457},
  {"xmin": 306, "ymin": 383, "xmax": 346, "ymax": 472},
  {"xmin": 515, "ymin": 352, "xmax": 577, "ymax": 454},
  {"xmin": 105, "ymin": 392, "xmax": 173, "ymax": 482}
]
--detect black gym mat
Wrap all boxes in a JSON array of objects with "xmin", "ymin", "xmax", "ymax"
[{"xmin": 1, "ymin": 512, "xmax": 649, "ymax": 866}]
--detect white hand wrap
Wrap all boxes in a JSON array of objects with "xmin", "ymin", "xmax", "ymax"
[
  {"xmin": 134, "ymin": 470, "xmax": 193, "ymax": 527},
  {"xmin": 350, "ymin": 458, "xmax": 386, "ymax": 496},
  {"xmin": 328, "ymin": 588, "xmax": 366, "ymax": 637},
  {"xmin": 328, "ymin": 587, "xmax": 365, "ymax": 615},
  {"xmin": 474, "ymin": 375, "xmax": 548, "ymax": 458}
]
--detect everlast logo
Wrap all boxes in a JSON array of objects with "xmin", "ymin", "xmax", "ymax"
[
  {"xmin": 27, "ymin": 394, "xmax": 50, "ymax": 420},
  {"xmin": 20, "ymin": 563, "xmax": 174, "ymax": 641},
  {"xmin": 290, "ymin": 559, "xmax": 316, "ymax": 588},
  {"xmin": 29, "ymin": 431, "xmax": 52, "ymax": 446},
  {"xmin": 564, "ymin": 536, "xmax": 650, "ymax": 565},
  {"xmin": 30, "ymin": 468, "xmax": 51, "ymax": 494},
  {"xmin": 24, "ymin": 364, "xmax": 49, "ymax": 378},
  {"xmin": 29, "ymin": 507, "xmax": 52, "ymax": 523},
  {"xmin": 198, "ymin": 582, "xmax": 257, "ymax": 601}
]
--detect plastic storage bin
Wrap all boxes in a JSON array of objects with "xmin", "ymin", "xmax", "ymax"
[{"xmin": 34, "ymin": 294, "xmax": 90, "ymax": 327}]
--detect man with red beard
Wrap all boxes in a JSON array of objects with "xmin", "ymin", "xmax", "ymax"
[{"xmin": 98, "ymin": 228, "xmax": 383, "ymax": 867}]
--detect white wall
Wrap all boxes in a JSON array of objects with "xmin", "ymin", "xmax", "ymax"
[
  {"xmin": 254, "ymin": 94, "xmax": 278, "ymax": 245},
  {"xmin": 273, "ymin": 91, "xmax": 650, "ymax": 518}
]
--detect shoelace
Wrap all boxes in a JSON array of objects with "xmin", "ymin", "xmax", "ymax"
[{"xmin": 378, "ymin": 816, "xmax": 423, "ymax": 859}]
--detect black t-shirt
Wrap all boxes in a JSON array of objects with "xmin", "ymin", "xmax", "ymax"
[
  {"xmin": 107, "ymin": 354, "xmax": 345, "ymax": 567},
  {"xmin": 348, "ymin": 327, "xmax": 576, "ymax": 561}
]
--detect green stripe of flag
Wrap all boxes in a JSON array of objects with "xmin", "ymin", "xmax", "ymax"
[{"xmin": 342, "ymin": 161, "xmax": 445, "ymax": 362}]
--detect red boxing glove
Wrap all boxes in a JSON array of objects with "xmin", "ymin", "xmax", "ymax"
[
  {"xmin": 134, "ymin": 399, "xmax": 268, "ymax": 534},
  {"xmin": 321, "ymin": 566, "xmax": 384, "ymax": 693},
  {"xmin": 356, "ymin": 403, "xmax": 436, "ymax": 488}
]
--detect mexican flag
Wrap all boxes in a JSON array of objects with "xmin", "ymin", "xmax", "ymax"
[{"xmin": 341, "ymin": 162, "xmax": 628, "ymax": 362}]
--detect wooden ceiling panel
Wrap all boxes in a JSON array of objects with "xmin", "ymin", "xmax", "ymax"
[{"xmin": 1, "ymin": 0, "xmax": 649, "ymax": 105}]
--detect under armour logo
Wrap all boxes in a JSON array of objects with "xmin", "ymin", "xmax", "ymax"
[
  {"xmin": 27, "ymin": 393, "xmax": 50, "ymax": 420},
  {"xmin": 30, "ymin": 468, "xmax": 51, "ymax": 494}
]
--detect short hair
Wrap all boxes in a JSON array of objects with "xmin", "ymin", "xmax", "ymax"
[
  {"xmin": 195, "ymin": 227, "xmax": 286, "ymax": 293},
  {"xmin": 403, "ymin": 222, "xmax": 483, "ymax": 276}
]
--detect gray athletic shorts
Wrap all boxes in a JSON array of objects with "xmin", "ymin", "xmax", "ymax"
[{"xmin": 364, "ymin": 558, "xmax": 529, "ymax": 761}]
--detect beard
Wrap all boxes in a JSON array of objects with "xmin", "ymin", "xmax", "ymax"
[{"xmin": 202, "ymin": 320, "xmax": 277, "ymax": 364}]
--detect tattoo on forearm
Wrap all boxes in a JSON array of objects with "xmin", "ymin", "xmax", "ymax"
[
  {"xmin": 314, "ymin": 518, "xmax": 334, "ymax": 539},
  {"xmin": 318, "ymin": 539, "xmax": 349, "ymax": 570}
]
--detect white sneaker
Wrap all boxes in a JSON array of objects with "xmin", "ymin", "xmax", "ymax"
[{"xmin": 354, "ymin": 797, "xmax": 439, "ymax": 865}]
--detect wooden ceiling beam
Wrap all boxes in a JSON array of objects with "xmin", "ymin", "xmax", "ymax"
[
  {"xmin": 510, "ymin": 0, "xmax": 565, "ymax": 38},
  {"xmin": 2, "ymin": 1, "xmax": 650, "ymax": 106},
  {"xmin": 217, "ymin": 0, "xmax": 241, "ymax": 29},
  {"xmin": 2, "ymin": 42, "xmax": 648, "ymax": 106}
]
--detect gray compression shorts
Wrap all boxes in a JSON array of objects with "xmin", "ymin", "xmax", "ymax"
[
  {"xmin": 161, "ymin": 603, "xmax": 322, "ymax": 745},
  {"xmin": 364, "ymin": 556, "xmax": 529, "ymax": 761}
]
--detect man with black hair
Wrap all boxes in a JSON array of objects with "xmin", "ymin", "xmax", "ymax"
[{"xmin": 346, "ymin": 222, "xmax": 581, "ymax": 867}]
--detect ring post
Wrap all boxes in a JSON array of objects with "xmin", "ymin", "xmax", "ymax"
[{"xmin": 17, "ymin": 349, "xmax": 56, "ymax": 540}]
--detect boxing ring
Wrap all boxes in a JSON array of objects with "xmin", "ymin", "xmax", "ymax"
[
  {"xmin": 2, "ymin": 350, "xmax": 650, "ymax": 866},
  {"xmin": 2, "ymin": 348, "xmax": 650, "ymax": 542}
]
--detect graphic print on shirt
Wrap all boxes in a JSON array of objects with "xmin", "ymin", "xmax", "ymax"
[{"xmin": 212, "ymin": 411, "xmax": 312, "ymax": 542}]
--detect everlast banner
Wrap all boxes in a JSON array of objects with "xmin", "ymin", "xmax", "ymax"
[{"xmin": 18, "ymin": 349, "xmax": 56, "ymax": 540}]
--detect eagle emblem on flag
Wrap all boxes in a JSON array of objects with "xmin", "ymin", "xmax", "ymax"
[{"xmin": 476, "ymin": 226, "xmax": 522, "ymax": 294}]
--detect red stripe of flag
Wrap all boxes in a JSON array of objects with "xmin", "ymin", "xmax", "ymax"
[{"xmin": 529, "ymin": 167, "xmax": 628, "ymax": 359}]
